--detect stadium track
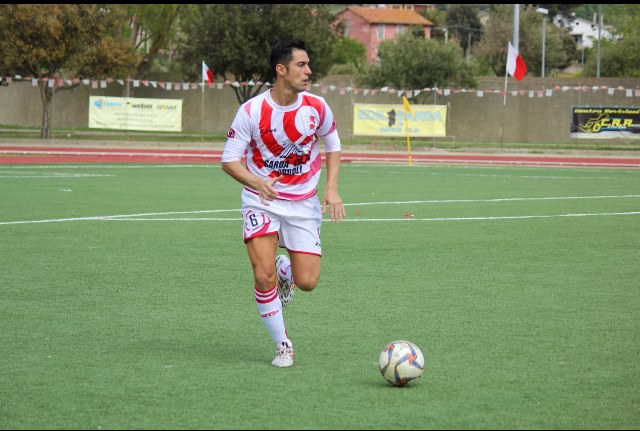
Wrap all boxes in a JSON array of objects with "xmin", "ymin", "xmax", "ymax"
[{"xmin": 0, "ymin": 145, "xmax": 639, "ymax": 168}]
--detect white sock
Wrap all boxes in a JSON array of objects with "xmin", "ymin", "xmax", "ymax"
[
  {"xmin": 255, "ymin": 286, "xmax": 291, "ymax": 346},
  {"xmin": 276, "ymin": 257, "xmax": 295, "ymax": 285}
]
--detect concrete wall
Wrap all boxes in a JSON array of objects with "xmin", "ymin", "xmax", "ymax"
[{"xmin": 1, "ymin": 77, "xmax": 639, "ymax": 145}]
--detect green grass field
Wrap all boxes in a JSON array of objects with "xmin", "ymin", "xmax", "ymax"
[{"xmin": 1, "ymin": 161, "xmax": 639, "ymax": 429}]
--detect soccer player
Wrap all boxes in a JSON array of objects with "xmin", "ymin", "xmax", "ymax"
[{"xmin": 221, "ymin": 40, "xmax": 346, "ymax": 367}]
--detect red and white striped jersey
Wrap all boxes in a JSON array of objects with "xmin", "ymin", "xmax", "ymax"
[{"xmin": 222, "ymin": 90, "xmax": 339, "ymax": 201}]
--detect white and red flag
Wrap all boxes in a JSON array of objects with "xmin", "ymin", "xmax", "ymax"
[
  {"xmin": 506, "ymin": 42, "xmax": 527, "ymax": 81},
  {"xmin": 202, "ymin": 61, "xmax": 214, "ymax": 84}
]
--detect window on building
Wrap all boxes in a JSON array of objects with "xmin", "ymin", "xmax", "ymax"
[
  {"xmin": 377, "ymin": 24, "xmax": 385, "ymax": 40},
  {"xmin": 396, "ymin": 24, "xmax": 405, "ymax": 35}
]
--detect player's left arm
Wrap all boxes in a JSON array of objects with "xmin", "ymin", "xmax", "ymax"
[{"xmin": 322, "ymin": 129, "xmax": 346, "ymax": 223}]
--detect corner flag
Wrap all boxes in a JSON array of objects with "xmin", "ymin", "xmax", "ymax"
[
  {"xmin": 401, "ymin": 96, "xmax": 414, "ymax": 165},
  {"xmin": 402, "ymin": 96, "xmax": 415, "ymax": 115}
]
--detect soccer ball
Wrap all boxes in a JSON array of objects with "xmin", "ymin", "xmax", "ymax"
[{"xmin": 378, "ymin": 340, "xmax": 425, "ymax": 386}]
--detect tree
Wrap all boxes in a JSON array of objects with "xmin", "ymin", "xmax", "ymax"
[
  {"xmin": 472, "ymin": 5, "xmax": 512, "ymax": 77},
  {"xmin": 519, "ymin": 5, "xmax": 576, "ymax": 76},
  {"xmin": 0, "ymin": 4, "xmax": 137, "ymax": 139},
  {"xmin": 176, "ymin": 4, "xmax": 342, "ymax": 104},
  {"xmin": 582, "ymin": 4, "xmax": 640, "ymax": 77},
  {"xmin": 474, "ymin": 4, "xmax": 576, "ymax": 77},
  {"xmin": 126, "ymin": 4, "xmax": 183, "ymax": 80},
  {"xmin": 419, "ymin": 6, "xmax": 447, "ymax": 42},
  {"xmin": 445, "ymin": 4, "xmax": 483, "ymax": 56},
  {"xmin": 356, "ymin": 32, "xmax": 477, "ymax": 103},
  {"xmin": 526, "ymin": 4, "xmax": 581, "ymax": 25},
  {"xmin": 332, "ymin": 38, "xmax": 366, "ymax": 68}
]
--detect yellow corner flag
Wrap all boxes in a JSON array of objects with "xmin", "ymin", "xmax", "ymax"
[
  {"xmin": 402, "ymin": 96, "xmax": 414, "ymax": 166},
  {"xmin": 402, "ymin": 96, "xmax": 414, "ymax": 114}
]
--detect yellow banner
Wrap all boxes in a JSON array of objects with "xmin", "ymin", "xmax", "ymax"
[
  {"xmin": 353, "ymin": 103, "xmax": 447, "ymax": 137},
  {"xmin": 89, "ymin": 96, "xmax": 182, "ymax": 132}
]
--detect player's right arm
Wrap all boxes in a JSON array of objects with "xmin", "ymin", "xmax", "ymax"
[
  {"xmin": 221, "ymin": 101, "xmax": 283, "ymax": 205},
  {"xmin": 221, "ymin": 160, "xmax": 282, "ymax": 205}
]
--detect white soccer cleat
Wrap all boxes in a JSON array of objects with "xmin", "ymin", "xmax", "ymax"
[
  {"xmin": 276, "ymin": 254, "xmax": 295, "ymax": 307},
  {"xmin": 272, "ymin": 341, "xmax": 294, "ymax": 368}
]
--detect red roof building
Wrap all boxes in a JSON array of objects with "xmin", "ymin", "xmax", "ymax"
[{"xmin": 335, "ymin": 6, "xmax": 434, "ymax": 64}]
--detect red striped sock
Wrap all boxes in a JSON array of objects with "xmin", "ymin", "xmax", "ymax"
[{"xmin": 255, "ymin": 286, "xmax": 288, "ymax": 345}]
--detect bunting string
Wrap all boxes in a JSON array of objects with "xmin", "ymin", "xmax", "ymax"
[{"xmin": 2, "ymin": 75, "xmax": 639, "ymax": 98}]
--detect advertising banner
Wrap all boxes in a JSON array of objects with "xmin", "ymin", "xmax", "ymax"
[
  {"xmin": 570, "ymin": 106, "xmax": 640, "ymax": 139},
  {"xmin": 89, "ymin": 96, "xmax": 182, "ymax": 132},
  {"xmin": 353, "ymin": 103, "xmax": 447, "ymax": 137}
]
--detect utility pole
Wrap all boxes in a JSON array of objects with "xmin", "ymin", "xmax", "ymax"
[
  {"xmin": 536, "ymin": 8, "xmax": 549, "ymax": 78},
  {"xmin": 513, "ymin": 4, "xmax": 519, "ymax": 51},
  {"xmin": 597, "ymin": 4, "xmax": 602, "ymax": 78}
]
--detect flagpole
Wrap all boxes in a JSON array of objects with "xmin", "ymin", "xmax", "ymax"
[
  {"xmin": 405, "ymin": 117, "xmax": 412, "ymax": 166},
  {"xmin": 500, "ymin": 72, "xmax": 508, "ymax": 149},
  {"xmin": 201, "ymin": 81, "xmax": 204, "ymax": 142},
  {"xmin": 503, "ymin": 41, "xmax": 527, "ymax": 149},
  {"xmin": 402, "ymin": 96, "xmax": 414, "ymax": 166},
  {"xmin": 503, "ymin": 72, "xmax": 508, "ymax": 106},
  {"xmin": 201, "ymin": 61, "xmax": 205, "ymax": 142}
]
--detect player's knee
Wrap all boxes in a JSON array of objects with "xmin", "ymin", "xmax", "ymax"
[
  {"xmin": 254, "ymin": 269, "xmax": 276, "ymax": 291},
  {"xmin": 294, "ymin": 274, "xmax": 320, "ymax": 292}
]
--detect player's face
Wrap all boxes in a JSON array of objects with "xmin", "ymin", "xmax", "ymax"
[{"xmin": 283, "ymin": 48, "xmax": 311, "ymax": 92}]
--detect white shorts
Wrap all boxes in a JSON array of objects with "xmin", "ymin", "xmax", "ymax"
[{"xmin": 240, "ymin": 188, "xmax": 322, "ymax": 256}]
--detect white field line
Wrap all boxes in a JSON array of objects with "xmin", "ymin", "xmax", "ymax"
[
  {"xmin": 3, "ymin": 164, "xmax": 640, "ymax": 181},
  {"xmin": 3, "ymin": 148, "xmax": 639, "ymax": 167},
  {"xmin": 1, "ymin": 195, "xmax": 639, "ymax": 225},
  {"xmin": 342, "ymin": 156, "xmax": 640, "ymax": 167},
  {"xmin": 337, "ymin": 212, "xmax": 640, "ymax": 222},
  {"xmin": 0, "ymin": 164, "xmax": 211, "ymax": 169},
  {"xmin": 1, "ymin": 169, "xmax": 638, "ymax": 180},
  {"xmin": 2, "ymin": 163, "xmax": 640, "ymax": 175},
  {"xmin": 346, "ymin": 195, "xmax": 640, "ymax": 206},
  {"xmin": 0, "ymin": 173, "xmax": 115, "ymax": 178},
  {"xmin": 346, "ymin": 168, "xmax": 640, "ymax": 180},
  {"xmin": 0, "ymin": 149, "xmax": 218, "ymax": 158},
  {"xmin": 2, "ymin": 152, "xmax": 640, "ymax": 168},
  {"xmin": 97, "ymin": 212, "xmax": 640, "ymax": 222},
  {"xmin": 0, "ymin": 209, "xmax": 238, "ymax": 225}
]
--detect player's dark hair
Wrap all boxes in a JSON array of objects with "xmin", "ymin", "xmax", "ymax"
[{"xmin": 270, "ymin": 40, "xmax": 308, "ymax": 78}]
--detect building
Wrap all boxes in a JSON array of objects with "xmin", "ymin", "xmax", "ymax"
[
  {"xmin": 335, "ymin": 6, "xmax": 434, "ymax": 64},
  {"xmin": 555, "ymin": 14, "xmax": 615, "ymax": 50}
]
